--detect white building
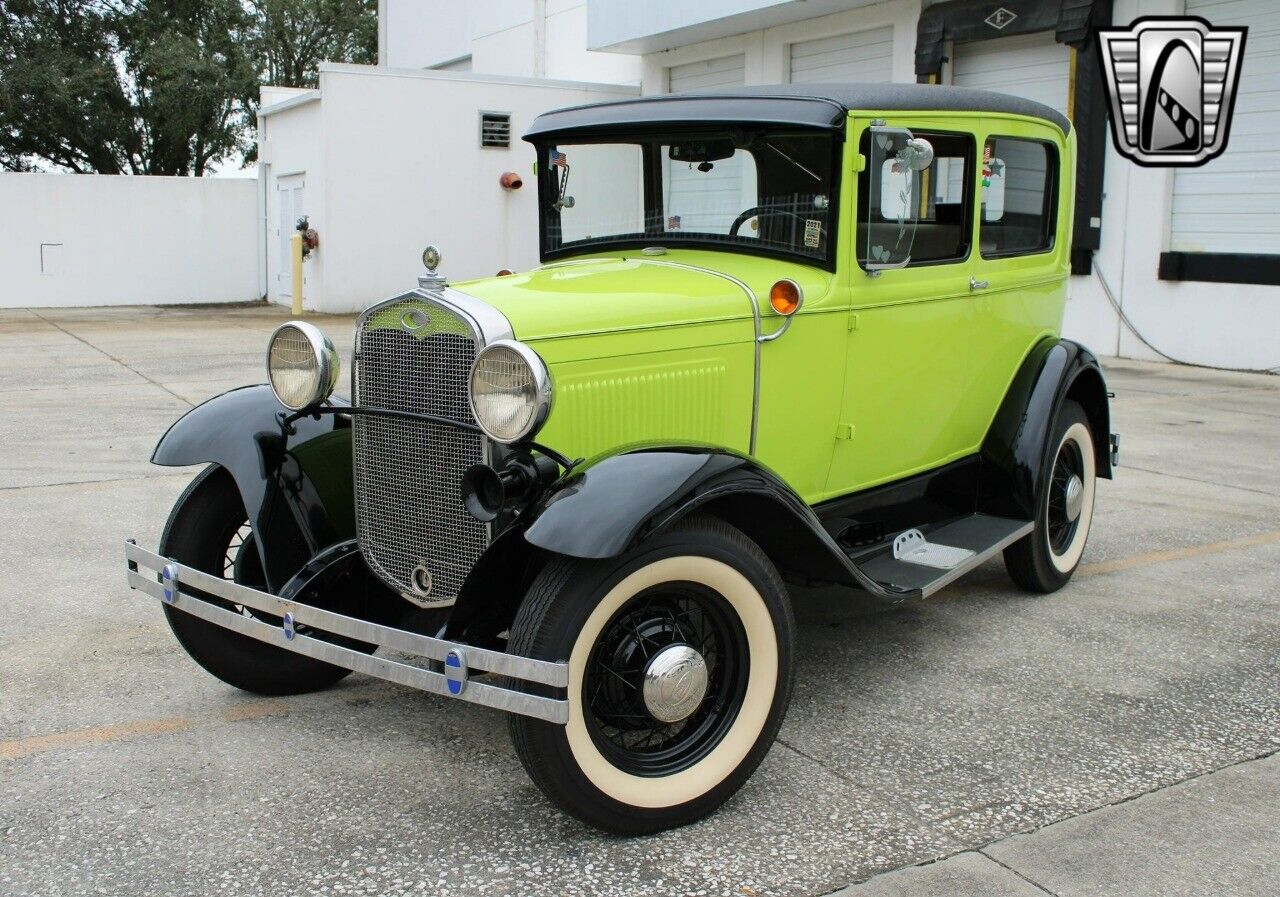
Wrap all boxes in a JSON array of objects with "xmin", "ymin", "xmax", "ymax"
[{"xmin": 259, "ymin": 0, "xmax": 1279, "ymax": 371}]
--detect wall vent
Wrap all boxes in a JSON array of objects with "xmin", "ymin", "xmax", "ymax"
[{"xmin": 480, "ymin": 112, "xmax": 511, "ymax": 148}]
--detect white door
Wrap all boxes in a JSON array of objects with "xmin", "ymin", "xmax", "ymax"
[
  {"xmin": 789, "ymin": 26, "xmax": 894, "ymax": 84},
  {"xmin": 1171, "ymin": 0, "xmax": 1279, "ymax": 254},
  {"xmin": 951, "ymin": 31, "xmax": 1071, "ymax": 116},
  {"xmin": 276, "ymin": 173, "xmax": 305, "ymax": 297},
  {"xmin": 665, "ymin": 56, "xmax": 749, "ymax": 235}
]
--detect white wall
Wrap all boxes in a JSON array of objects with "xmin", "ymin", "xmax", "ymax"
[
  {"xmin": 258, "ymin": 93, "xmax": 325, "ymax": 311},
  {"xmin": 0, "ymin": 173, "xmax": 259, "ymax": 308},
  {"xmin": 589, "ymin": 0, "xmax": 891, "ymax": 54},
  {"xmin": 279, "ymin": 64, "xmax": 636, "ymax": 313},
  {"xmin": 638, "ymin": 0, "xmax": 921, "ymax": 93},
  {"xmin": 384, "ymin": 0, "xmax": 474, "ymax": 69},
  {"xmin": 1060, "ymin": 0, "xmax": 1280, "ymax": 371},
  {"xmin": 382, "ymin": 0, "xmax": 639, "ymax": 83}
]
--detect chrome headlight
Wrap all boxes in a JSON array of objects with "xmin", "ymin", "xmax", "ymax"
[
  {"xmin": 468, "ymin": 340, "xmax": 552, "ymax": 444},
  {"xmin": 266, "ymin": 321, "xmax": 339, "ymax": 411}
]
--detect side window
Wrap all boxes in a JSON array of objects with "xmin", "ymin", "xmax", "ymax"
[
  {"xmin": 980, "ymin": 137, "xmax": 1057, "ymax": 257},
  {"xmin": 858, "ymin": 129, "xmax": 974, "ymax": 269}
]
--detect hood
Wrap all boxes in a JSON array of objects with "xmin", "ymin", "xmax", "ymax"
[{"xmin": 454, "ymin": 253, "xmax": 832, "ymax": 342}]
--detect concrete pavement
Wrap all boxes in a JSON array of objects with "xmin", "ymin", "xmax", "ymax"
[{"xmin": 1, "ymin": 304, "xmax": 1277, "ymax": 897}]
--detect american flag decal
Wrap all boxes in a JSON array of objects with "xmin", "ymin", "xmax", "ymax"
[
  {"xmin": 550, "ymin": 149, "xmax": 568, "ymax": 167},
  {"xmin": 667, "ymin": 215, "xmax": 681, "ymax": 230}
]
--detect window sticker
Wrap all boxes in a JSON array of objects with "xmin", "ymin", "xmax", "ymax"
[{"xmin": 804, "ymin": 219, "xmax": 821, "ymax": 248}]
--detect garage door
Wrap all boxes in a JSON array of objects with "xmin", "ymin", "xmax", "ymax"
[
  {"xmin": 1171, "ymin": 0, "xmax": 1280, "ymax": 254},
  {"xmin": 668, "ymin": 54, "xmax": 745, "ymax": 92},
  {"xmin": 951, "ymin": 31, "xmax": 1071, "ymax": 116},
  {"xmin": 666, "ymin": 55, "xmax": 749, "ymax": 234},
  {"xmin": 790, "ymin": 26, "xmax": 894, "ymax": 84}
]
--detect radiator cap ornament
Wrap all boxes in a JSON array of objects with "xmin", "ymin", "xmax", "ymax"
[{"xmin": 419, "ymin": 244, "xmax": 447, "ymax": 289}]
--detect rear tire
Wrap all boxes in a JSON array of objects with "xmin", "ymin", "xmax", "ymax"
[
  {"xmin": 1004, "ymin": 400, "xmax": 1097, "ymax": 593},
  {"xmin": 159, "ymin": 465, "xmax": 353, "ymax": 696},
  {"xmin": 507, "ymin": 514, "xmax": 795, "ymax": 834}
]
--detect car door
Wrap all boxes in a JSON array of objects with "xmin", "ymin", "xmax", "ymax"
[
  {"xmin": 955, "ymin": 121, "xmax": 1069, "ymax": 447},
  {"xmin": 824, "ymin": 118, "xmax": 980, "ymax": 497}
]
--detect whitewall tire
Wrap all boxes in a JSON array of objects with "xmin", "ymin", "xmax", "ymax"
[
  {"xmin": 507, "ymin": 515, "xmax": 795, "ymax": 834},
  {"xmin": 1005, "ymin": 400, "xmax": 1098, "ymax": 592}
]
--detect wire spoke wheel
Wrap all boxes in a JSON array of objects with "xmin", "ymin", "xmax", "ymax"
[
  {"xmin": 1047, "ymin": 438, "xmax": 1085, "ymax": 556},
  {"xmin": 582, "ymin": 583, "xmax": 749, "ymax": 777},
  {"xmin": 158, "ymin": 464, "xmax": 355, "ymax": 695}
]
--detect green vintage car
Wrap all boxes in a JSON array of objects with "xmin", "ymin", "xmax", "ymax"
[{"xmin": 126, "ymin": 84, "xmax": 1116, "ymax": 834}]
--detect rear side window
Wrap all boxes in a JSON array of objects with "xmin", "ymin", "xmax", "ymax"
[{"xmin": 980, "ymin": 137, "xmax": 1057, "ymax": 257}]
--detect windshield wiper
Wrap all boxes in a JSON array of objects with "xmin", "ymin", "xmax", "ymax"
[{"xmin": 761, "ymin": 141, "xmax": 822, "ymax": 183}]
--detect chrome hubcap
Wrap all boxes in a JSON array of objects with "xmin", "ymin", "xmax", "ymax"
[
  {"xmin": 1064, "ymin": 473, "xmax": 1084, "ymax": 522},
  {"xmin": 642, "ymin": 644, "xmax": 709, "ymax": 724}
]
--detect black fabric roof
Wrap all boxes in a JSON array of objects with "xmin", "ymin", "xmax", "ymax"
[{"xmin": 524, "ymin": 83, "xmax": 1071, "ymax": 141}]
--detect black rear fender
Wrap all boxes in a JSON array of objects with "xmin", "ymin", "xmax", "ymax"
[{"xmin": 979, "ymin": 338, "xmax": 1114, "ymax": 520}]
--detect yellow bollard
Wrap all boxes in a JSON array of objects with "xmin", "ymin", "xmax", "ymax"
[{"xmin": 290, "ymin": 232, "xmax": 304, "ymax": 316}]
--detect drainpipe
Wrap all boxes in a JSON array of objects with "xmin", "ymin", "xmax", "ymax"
[
  {"xmin": 256, "ymin": 112, "xmax": 269, "ymax": 301},
  {"xmin": 533, "ymin": 0, "xmax": 547, "ymax": 77}
]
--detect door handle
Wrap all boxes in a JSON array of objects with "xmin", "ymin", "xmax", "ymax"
[{"xmin": 969, "ymin": 277, "xmax": 989, "ymax": 291}]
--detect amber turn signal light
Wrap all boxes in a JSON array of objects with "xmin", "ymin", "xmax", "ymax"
[
  {"xmin": 497, "ymin": 268, "xmax": 514, "ymax": 277},
  {"xmin": 769, "ymin": 280, "xmax": 802, "ymax": 316}
]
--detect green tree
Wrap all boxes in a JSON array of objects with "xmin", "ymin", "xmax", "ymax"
[
  {"xmin": 0, "ymin": 0, "xmax": 137, "ymax": 172},
  {"xmin": 253, "ymin": 0, "xmax": 376, "ymax": 89},
  {"xmin": 0, "ymin": 0, "xmax": 377, "ymax": 175}
]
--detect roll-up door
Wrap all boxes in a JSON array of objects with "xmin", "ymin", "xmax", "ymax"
[
  {"xmin": 789, "ymin": 26, "xmax": 894, "ymax": 84},
  {"xmin": 951, "ymin": 31, "xmax": 1071, "ymax": 116},
  {"xmin": 1171, "ymin": 0, "xmax": 1280, "ymax": 255},
  {"xmin": 668, "ymin": 54, "xmax": 745, "ymax": 92}
]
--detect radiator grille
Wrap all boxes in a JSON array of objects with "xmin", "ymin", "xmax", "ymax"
[{"xmin": 352, "ymin": 295, "xmax": 489, "ymax": 604}]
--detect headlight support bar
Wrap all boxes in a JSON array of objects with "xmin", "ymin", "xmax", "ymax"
[{"xmin": 281, "ymin": 404, "xmax": 577, "ymax": 472}]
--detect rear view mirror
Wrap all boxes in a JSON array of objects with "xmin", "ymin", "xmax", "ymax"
[
  {"xmin": 669, "ymin": 139, "xmax": 736, "ymax": 164},
  {"xmin": 896, "ymin": 137, "xmax": 934, "ymax": 172}
]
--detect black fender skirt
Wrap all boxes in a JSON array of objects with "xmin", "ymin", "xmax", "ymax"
[{"xmin": 151, "ymin": 385, "xmax": 355, "ymax": 593}]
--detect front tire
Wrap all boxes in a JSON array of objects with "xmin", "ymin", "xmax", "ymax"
[
  {"xmin": 508, "ymin": 515, "xmax": 795, "ymax": 834},
  {"xmin": 1004, "ymin": 400, "xmax": 1097, "ymax": 592},
  {"xmin": 159, "ymin": 465, "xmax": 354, "ymax": 696}
]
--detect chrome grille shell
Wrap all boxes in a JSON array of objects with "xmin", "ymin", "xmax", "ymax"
[{"xmin": 352, "ymin": 289, "xmax": 507, "ymax": 606}]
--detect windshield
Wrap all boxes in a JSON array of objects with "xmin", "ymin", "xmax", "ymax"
[{"xmin": 536, "ymin": 130, "xmax": 840, "ymax": 266}]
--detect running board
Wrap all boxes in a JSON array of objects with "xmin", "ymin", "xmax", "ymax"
[{"xmin": 849, "ymin": 514, "xmax": 1033, "ymax": 599}]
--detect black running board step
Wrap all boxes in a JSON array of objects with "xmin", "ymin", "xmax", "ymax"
[{"xmin": 853, "ymin": 514, "xmax": 1033, "ymax": 599}]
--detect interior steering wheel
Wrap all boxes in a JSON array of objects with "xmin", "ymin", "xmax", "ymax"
[{"xmin": 730, "ymin": 206, "xmax": 809, "ymax": 237}]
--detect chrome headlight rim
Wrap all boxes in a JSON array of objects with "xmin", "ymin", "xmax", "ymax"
[
  {"xmin": 266, "ymin": 320, "xmax": 340, "ymax": 411},
  {"xmin": 468, "ymin": 339, "xmax": 553, "ymax": 445}
]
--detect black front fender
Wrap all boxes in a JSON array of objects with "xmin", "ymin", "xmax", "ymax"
[
  {"xmin": 152, "ymin": 385, "xmax": 354, "ymax": 592},
  {"xmin": 522, "ymin": 447, "xmax": 910, "ymax": 600}
]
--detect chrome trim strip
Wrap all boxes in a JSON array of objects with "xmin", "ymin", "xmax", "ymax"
[
  {"xmin": 124, "ymin": 542, "xmax": 569, "ymax": 723},
  {"xmin": 634, "ymin": 259, "xmax": 763, "ymax": 454},
  {"xmin": 918, "ymin": 521, "xmax": 1034, "ymax": 599},
  {"xmin": 435, "ymin": 286, "xmax": 515, "ymax": 344}
]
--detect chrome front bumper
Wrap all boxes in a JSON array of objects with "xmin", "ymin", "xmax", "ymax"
[{"xmin": 123, "ymin": 540, "xmax": 569, "ymax": 724}]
